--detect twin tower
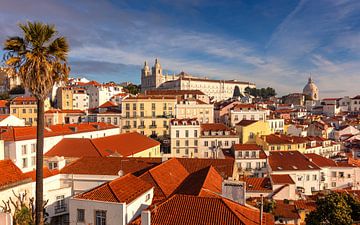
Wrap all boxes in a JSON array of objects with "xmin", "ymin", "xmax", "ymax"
[{"xmin": 141, "ymin": 59, "xmax": 164, "ymax": 92}]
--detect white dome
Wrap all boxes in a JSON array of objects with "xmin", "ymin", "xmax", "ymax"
[{"xmin": 303, "ymin": 77, "xmax": 319, "ymax": 100}]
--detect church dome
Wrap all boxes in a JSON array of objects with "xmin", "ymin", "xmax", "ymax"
[{"xmin": 303, "ymin": 77, "xmax": 319, "ymax": 100}]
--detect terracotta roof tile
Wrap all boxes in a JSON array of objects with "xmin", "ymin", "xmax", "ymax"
[
  {"xmin": 75, "ymin": 174, "xmax": 153, "ymax": 204},
  {"xmin": 269, "ymin": 151, "xmax": 320, "ymax": 171},
  {"xmin": 0, "ymin": 160, "xmax": 31, "ymax": 189},
  {"xmin": 304, "ymin": 153, "xmax": 338, "ymax": 167},
  {"xmin": 176, "ymin": 158, "xmax": 235, "ymax": 178},
  {"xmin": 274, "ymin": 200, "xmax": 300, "ymax": 220},
  {"xmin": 270, "ymin": 174, "xmax": 295, "ymax": 184},
  {"xmin": 236, "ymin": 120, "xmax": 258, "ymax": 126},
  {"xmin": 98, "ymin": 101, "xmax": 116, "ymax": 108},
  {"xmin": 233, "ymin": 144, "xmax": 263, "ymax": 151},
  {"xmin": 24, "ymin": 167, "xmax": 59, "ymax": 181},
  {"xmin": 0, "ymin": 100, "xmax": 8, "ymax": 108},
  {"xmin": 45, "ymin": 132, "xmax": 159, "ymax": 158},
  {"xmin": 131, "ymin": 194, "xmax": 273, "ymax": 225},
  {"xmin": 60, "ymin": 157, "xmax": 161, "ymax": 176},
  {"xmin": 294, "ymin": 200, "xmax": 316, "ymax": 211},
  {"xmin": 244, "ymin": 177, "xmax": 272, "ymax": 192}
]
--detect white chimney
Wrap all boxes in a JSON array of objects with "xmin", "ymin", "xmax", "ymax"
[{"xmin": 141, "ymin": 210, "xmax": 151, "ymax": 225}]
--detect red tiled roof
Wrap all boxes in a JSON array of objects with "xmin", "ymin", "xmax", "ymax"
[
  {"xmin": 0, "ymin": 100, "xmax": 8, "ymax": 108},
  {"xmin": 294, "ymin": 200, "xmax": 316, "ymax": 211},
  {"xmin": 45, "ymin": 138, "xmax": 101, "ymax": 157},
  {"xmin": 176, "ymin": 158, "xmax": 235, "ymax": 178},
  {"xmin": 60, "ymin": 157, "xmax": 161, "ymax": 175},
  {"xmin": 236, "ymin": 120, "xmax": 258, "ymax": 126},
  {"xmin": 11, "ymin": 96, "xmax": 37, "ymax": 103},
  {"xmin": 270, "ymin": 174, "xmax": 295, "ymax": 184},
  {"xmin": 264, "ymin": 134, "xmax": 307, "ymax": 145},
  {"xmin": 244, "ymin": 177, "xmax": 272, "ymax": 192},
  {"xmin": 91, "ymin": 132, "xmax": 160, "ymax": 157},
  {"xmin": 45, "ymin": 109, "xmax": 85, "ymax": 114},
  {"xmin": 274, "ymin": 200, "xmax": 300, "ymax": 220},
  {"xmin": 24, "ymin": 167, "xmax": 59, "ymax": 181},
  {"xmin": 0, "ymin": 122, "xmax": 117, "ymax": 141},
  {"xmin": 75, "ymin": 174, "xmax": 153, "ymax": 204},
  {"xmin": 200, "ymin": 123, "xmax": 235, "ymax": 135},
  {"xmin": 233, "ymin": 144, "xmax": 262, "ymax": 151},
  {"xmin": 0, "ymin": 160, "xmax": 31, "ymax": 189},
  {"xmin": 0, "ymin": 114, "xmax": 10, "ymax": 121},
  {"xmin": 98, "ymin": 101, "xmax": 116, "ymax": 108},
  {"xmin": 304, "ymin": 153, "xmax": 337, "ymax": 167},
  {"xmin": 131, "ymin": 194, "xmax": 273, "ymax": 225},
  {"xmin": 45, "ymin": 132, "xmax": 160, "ymax": 158},
  {"xmin": 269, "ymin": 151, "xmax": 320, "ymax": 171}
]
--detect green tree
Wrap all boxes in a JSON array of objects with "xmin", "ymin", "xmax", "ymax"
[
  {"xmin": 3, "ymin": 21, "xmax": 69, "ymax": 225},
  {"xmin": 124, "ymin": 84, "xmax": 140, "ymax": 95},
  {"xmin": 305, "ymin": 192, "xmax": 353, "ymax": 225},
  {"xmin": 245, "ymin": 86, "xmax": 276, "ymax": 99},
  {"xmin": 9, "ymin": 85, "xmax": 25, "ymax": 94}
]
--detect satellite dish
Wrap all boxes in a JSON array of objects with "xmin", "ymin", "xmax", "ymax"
[{"xmin": 118, "ymin": 170, "xmax": 124, "ymax": 177}]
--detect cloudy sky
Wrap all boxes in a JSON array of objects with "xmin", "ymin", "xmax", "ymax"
[{"xmin": 0, "ymin": 0, "xmax": 359, "ymax": 97}]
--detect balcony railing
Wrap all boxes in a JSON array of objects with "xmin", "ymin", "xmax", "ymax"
[
  {"xmin": 138, "ymin": 125, "xmax": 146, "ymax": 129},
  {"xmin": 149, "ymin": 125, "xmax": 157, "ymax": 128},
  {"xmin": 122, "ymin": 125, "xmax": 130, "ymax": 129}
]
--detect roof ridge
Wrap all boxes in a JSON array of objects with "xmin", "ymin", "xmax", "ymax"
[{"xmin": 89, "ymin": 139, "xmax": 104, "ymax": 157}]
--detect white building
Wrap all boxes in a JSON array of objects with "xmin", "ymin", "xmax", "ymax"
[
  {"xmin": 268, "ymin": 151, "xmax": 321, "ymax": 195},
  {"xmin": 72, "ymin": 88, "xmax": 89, "ymax": 110},
  {"xmin": 0, "ymin": 115, "xmax": 25, "ymax": 126},
  {"xmin": 170, "ymin": 118, "xmax": 200, "ymax": 158},
  {"xmin": 350, "ymin": 95, "xmax": 360, "ymax": 112},
  {"xmin": 233, "ymin": 144, "xmax": 267, "ymax": 178},
  {"xmin": 69, "ymin": 174, "xmax": 153, "ymax": 225},
  {"xmin": 267, "ymin": 118, "xmax": 285, "ymax": 133},
  {"xmin": 141, "ymin": 59, "xmax": 256, "ymax": 102}
]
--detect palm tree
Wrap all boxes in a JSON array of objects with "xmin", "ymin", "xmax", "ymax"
[{"xmin": 3, "ymin": 21, "xmax": 69, "ymax": 225}]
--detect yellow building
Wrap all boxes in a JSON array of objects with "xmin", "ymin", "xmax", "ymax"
[
  {"xmin": 10, "ymin": 96, "xmax": 50, "ymax": 126},
  {"xmin": 56, "ymin": 87, "xmax": 73, "ymax": 109},
  {"xmin": 256, "ymin": 134, "xmax": 307, "ymax": 152},
  {"xmin": 235, "ymin": 120, "xmax": 271, "ymax": 144},
  {"xmin": 121, "ymin": 95, "xmax": 177, "ymax": 137}
]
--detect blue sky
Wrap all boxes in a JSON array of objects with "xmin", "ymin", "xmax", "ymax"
[{"xmin": 0, "ymin": 0, "xmax": 359, "ymax": 97}]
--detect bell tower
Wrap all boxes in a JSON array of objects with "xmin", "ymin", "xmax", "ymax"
[{"xmin": 152, "ymin": 58, "xmax": 163, "ymax": 88}]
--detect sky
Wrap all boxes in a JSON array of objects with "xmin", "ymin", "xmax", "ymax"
[{"xmin": 0, "ymin": 0, "xmax": 359, "ymax": 97}]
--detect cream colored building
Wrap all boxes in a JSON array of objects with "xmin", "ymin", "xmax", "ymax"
[
  {"xmin": 56, "ymin": 87, "xmax": 73, "ymax": 110},
  {"xmin": 141, "ymin": 59, "xmax": 256, "ymax": 102},
  {"xmin": 175, "ymin": 99, "xmax": 214, "ymax": 123},
  {"xmin": 228, "ymin": 104, "xmax": 268, "ymax": 127},
  {"xmin": 170, "ymin": 118, "xmax": 200, "ymax": 158},
  {"xmin": 10, "ymin": 96, "xmax": 50, "ymax": 126},
  {"xmin": 121, "ymin": 95, "xmax": 177, "ymax": 137}
]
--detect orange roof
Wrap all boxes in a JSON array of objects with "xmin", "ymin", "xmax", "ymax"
[
  {"xmin": 0, "ymin": 122, "xmax": 117, "ymax": 141},
  {"xmin": 24, "ymin": 167, "xmax": 59, "ymax": 181},
  {"xmin": 60, "ymin": 157, "xmax": 161, "ymax": 175},
  {"xmin": 264, "ymin": 134, "xmax": 307, "ymax": 145},
  {"xmin": 244, "ymin": 177, "xmax": 272, "ymax": 192},
  {"xmin": 0, "ymin": 114, "xmax": 10, "ymax": 121},
  {"xmin": 176, "ymin": 158, "xmax": 234, "ymax": 178},
  {"xmin": 75, "ymin": 174, "xmax": 153, "ymax": 204},
  {"xmin": 304, "ymin": 153, "xmax": 338, "ymax": 167},
  {"xmin": 98, "ymin": 101, "xmax": 116, "ymax": 108},
  {"xmin": 91, "ymin": 132, "xmax": 160, "ymax": 157},
  {"xmin": 45, "ymin": 132, "xmax": 160, "ymax": 158},
  {"xmin": 0, "ymin": 160, "xmax": 31, "ymax": 188},
  {"xmin": 294, "ymin": 200, "xmax": 316, "ymax": 211},
  {"xmin": 270, "ymin": 174, "xmax": 295, "ymax": 184},
  {"xmin": 269, "ymin": 151, "xmax": 320, "ymax": 171},
  {"xmin": 236, "ymin": 120, "xmax": 258, "ymax": 126},
  {"xmin": 233, "ymin": 144, "xmax": 262, "ymax": 151},
  {"xmin": 0, "ymin": 100, "xmax": 8, "ymax": 107},
  {"xmin": 45, "ymin": 138, "xmax": 101, "ymax": 157},
  {"xmin": 200, "ymin": 123, "xmax": 235, "ymax": 134},
  {"xmin": 274, "ymin": 200, "xmax": 300, "ymax": 220},
  {"xmin": 45, "ymin": 109, "xmax": 85, "ymax": 114},
  {"xmin": 11, "ymin": 96, "xmax": 37, "ymax": 102},
  {"xmin": 130, "ymin": 194, "xmax": 273, "ymax": 225}
]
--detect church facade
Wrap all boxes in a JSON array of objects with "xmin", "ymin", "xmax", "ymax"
[{"xmin": 141, "ymin": 59, "xmax": 256, "ymax": 102}]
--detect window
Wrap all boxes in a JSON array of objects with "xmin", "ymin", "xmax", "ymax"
[
  {"xmin": 12, "ymin": 109, "xmax": 16, "ymax": 113},
  {"xmin": 176, "ymin": 140, "xmax": 180, "ymax": 147},
  {"xmin": 246, "ymin": 162, "xmax": 251, "ymax": 169},
  {"xmin": 331, "ymin": 171, "xmax": 336, "ymax": 177},
  {"xmin": 204, "ymin": 141, "xmax": 208, "ymax": 147},
  {"xmin": 176, "ymin": 149, "xmax": 180, "ymax": 154},
  {"xmin": 251, "ymin": 151, "xmax": 256, "ymax": 157},
  {"xmin": 249, "ymin": 132, "xmax": 254, "ymax": 139},
  {"xmin": 225, "ymin": 141, "xmax": 229, "ymax": 146},
  {"xmin": 140, "ymin": 111, "xmax": 144, "ymax": 117},
  {"xmin": 185, "ymin": 130, "xmax": 189, "ymax": 138},
  {"xmin": 145, "ymin": 194, "xmax": 151, "ymax": 201},
  {"xmin": 95, "ymin": 210, "xmax": 106, "ymax": 225},
  {"xmin": 313, "ymin": 174, "xmax": 317, "ymax": 181},
  {"xmin": 125, "ymin": 103, "xmax": 130, "ymax": 110},
  {"xmin": 152, "ymin": 103, "xmax": 156, "ymax": 110},
  {"xmin": 256, "ymin": 162, "xmax": 260, "ymax": 169},
  {"xmin": 306, "ymin": 175, "xmax": 310, "ymax": 181},
  {"xmin": 31, "ymin": 144, "xmax": 36, "ymax": 153},
  {"xmin": 133, "ymin": 103, "xmax": 136, "ymax": 110},
  {"xmin": 22, "ymin": 109, "xmax": 26, "ymax": 113},
  {"xmin": 21, "ymin": 145, "xmax": 27, "ymax": 155},
  {"xmin": 22, "ymin": 158, "xmax": 28, "ymax": 168},
  {"xmin": 194, "ymin": 130, "xmax": 198, "ymax": 137},
  {"xmin": 204, "ymin": 152, "xmax": 208, "ymax": 157},
  {"xmin": 339, "ymin": 172, "xmax": 344, "ymax": 178},
  {"xmin": 152, "ymin": 111, "xmax": 155, "ymax": 117},
  {"xmin": 331, "ymin": 182, "xmax": 336, "ymax": 187},
  {"xmin": 140, "ymin": 103, "xmax": 144, "ymax": 110},
  {"xmin": 194, "ymin": 148, "xmax": 198, "ymax": 153},
  {"xmin": 194, "ymin": 140, "xmax": 198, "ymax": 146},
  {"xmin": 185, "ymin": 148, "xmax": 189, "ymax": 155},
  {"xmin": 185, "ymin": 140, "xmax": 189, "ymax": 146},
  {"xmin": 176, "ymin": 130, "xmax": 180, "ymax": 138},
  {"xmin": 77, "ymin": 209, "xmax": 85, "ymax": 222}
]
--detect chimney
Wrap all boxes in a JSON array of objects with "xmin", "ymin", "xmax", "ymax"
[
  {"xmin": 222, "ymin": 180, "xmax": 246, "ymax": 205},
  {"xmin": 141, "ymin": 210, "xmax": 151, "ymax": 225}
]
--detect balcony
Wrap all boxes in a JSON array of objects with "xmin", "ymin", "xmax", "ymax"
[
  {"xmin": 149, "ymin": 125, "xmax": 157, "ymax": 128},
  {"xmin": 54, "ymin": 204, "xmax": 67, "ymax": 214},
  {"xmin": 138, "ymin": 125, "xmax": 146, "ymax": 129},
  {"xmin": 122, "ymin": 125, "xmax": 130, "ymax": 129}
]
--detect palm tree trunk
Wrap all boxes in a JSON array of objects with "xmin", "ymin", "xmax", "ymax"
[{"xmin": 35, "ymin": 99, "xmax": 45, "ymax": 225}]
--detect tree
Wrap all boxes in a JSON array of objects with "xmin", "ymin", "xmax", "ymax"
[
  {"xmin": 305, "ymin": 192, "xmax": 353, "ymax": 225},
  {"xmin": 9, "ymin": 85, "xmax": 25, "ymax": 95},
  {"xmin": 3, "ymin": 21, "xmax": 69, "ymax": 225},
  {"xmin": 245, "ymin": 86, "xmax": 277, "ymax": 99},
  {"xmin": 0, "ymin": 191, "xmax": 49, "ymax": 225},
  {"xmin": 124, "ymin": 84, "xmax": 140, "ymax": 95}
]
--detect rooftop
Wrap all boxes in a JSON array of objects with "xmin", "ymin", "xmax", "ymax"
[{"xmin": 269, "ymin": 151, "xmax": 320, "ymax": 171}]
